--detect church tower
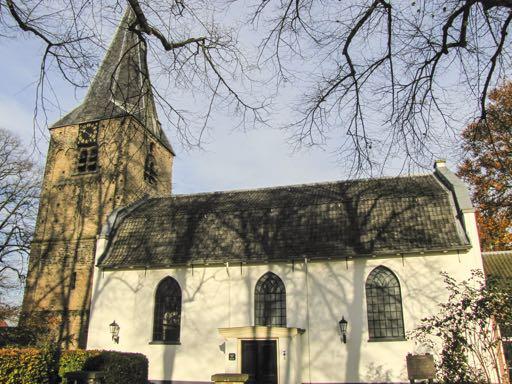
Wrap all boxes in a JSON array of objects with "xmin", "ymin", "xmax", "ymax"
[{"xmin": 21, "ymin": 8, "xmax": 174, "ymax": 348}]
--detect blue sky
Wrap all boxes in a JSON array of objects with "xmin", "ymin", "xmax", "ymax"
[
  {"xmin": 0, "ymin": 34, "xmax": 349, "ymax": 195},
  {"xmin": 0, "ymin": 4, "xmax": 488, "ymax": 313},
  {"xmin": 0, "ymin": 13, "xmax": 472, "ymax": 197}
]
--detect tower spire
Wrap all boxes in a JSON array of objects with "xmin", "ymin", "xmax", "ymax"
[{"xmin": 53, "ymin": 7, "xmax": 172, "ymax": 151}]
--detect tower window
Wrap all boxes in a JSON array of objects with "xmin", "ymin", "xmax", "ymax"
[
  {"xmin": 77, "ymin": 147, "xmax": 98, "ymax": 173},
  {"xmin": 144, "ymin": 142, "xmax": 157, "ymax": 184},
  {"xmin": 70, "ymin": 272, "xmax": 77, "ymax": 290},
  {"xmin": 76, "ymin": 122, "xmax": 99, "ymax": 173}
]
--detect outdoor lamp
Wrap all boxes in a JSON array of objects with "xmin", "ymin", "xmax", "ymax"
[
  {"xmin": 109, "ymin": 320, "xmax": 120, "ymax": 343},
  {"xmin": 338, "ymin": 316, "xmax": 348, "ymax": 344}
]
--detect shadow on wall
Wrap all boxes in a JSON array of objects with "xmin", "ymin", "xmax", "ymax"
[
  {"xmin": 92, "ymin": 174, "xmax": 463, "ymax": 382},
  {"xmin": 364, "ymin": 362, "xmax": 394, "ymax": 382}
]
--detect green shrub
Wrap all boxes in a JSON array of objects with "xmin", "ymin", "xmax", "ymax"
[
  {"xmin": 0, "ymin": 348, "xmax": 51, "ymax": 384},
  {"xmin": 60, "ymin": 350, "xmax": 148, "ymax": 384},
  {"xmin": 58, "ymin": 349, "xmax": 101, "ymax": 381},
  {"xmin": 0, "ymin": 326, "xmax": 38, "ymax": 347},
  {"xmin": 0, "ymin": 347, "xmax": 148, "ymax": 384}
]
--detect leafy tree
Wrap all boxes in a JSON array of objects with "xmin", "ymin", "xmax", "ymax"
[
  {"xmin": 458, "ymin": 81, "xmax": 512, "ymax": 251},
  {"xmin": 410, "ymin": 270, "xmax": 512, "ymax": 384},
  {"xmin": 0, "ymin": 128, "xmax": 40, "ymax": 322}
]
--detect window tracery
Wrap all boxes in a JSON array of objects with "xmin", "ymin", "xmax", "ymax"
[
  {"xmin": 365, "ymin": 266, "xmax": 405, "ymax": 340},
  {"xmin": 153, "ymin": 276, "xmax": 182, "ymax": 342},
  {"xmin": 255, "ymin": 272, "xmax": 286, "ymax": 327}
]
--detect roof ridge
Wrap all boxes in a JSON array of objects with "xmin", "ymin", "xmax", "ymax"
[
  {"xmin": 482, "ymin": 250, "xmax": 512, "ymax": 256},
  {"xmin": 166, "ymin": 172, "xmax": 434, "ymax": 199}
]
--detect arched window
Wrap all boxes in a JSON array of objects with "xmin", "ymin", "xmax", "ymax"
[
  {"xmin": 153, "ymin": 277, "xmax": 182, "ymax": 342},
  {"xmin": 365, "ymin": 266, "xmax": 405, "ymax": 340},
  {"xmin": 255, "ymin": 272, "xmax": 286, "ymax": 327}
]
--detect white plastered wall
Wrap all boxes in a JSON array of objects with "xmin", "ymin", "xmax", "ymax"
[{"xmin": 88, "ymin": 220, "xmax": 484, "ymax": 383}]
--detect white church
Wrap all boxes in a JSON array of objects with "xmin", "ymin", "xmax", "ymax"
[
  {"xmin": 86, "ymin": 164, "xmax": 483, "ymax": 384},
  {"xmin": 23, "ymin": 6, "xmax": 485, "ymax": 384}
]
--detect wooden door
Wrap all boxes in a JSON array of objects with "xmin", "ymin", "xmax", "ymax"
[{"xmin": 241, "ymin": 340, "xmax": 278, "ymax": 384}]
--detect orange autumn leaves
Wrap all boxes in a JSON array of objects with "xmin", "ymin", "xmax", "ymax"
[{"xmin": 458, "ymin": 82, "xmax": 512, "ymax": 251}]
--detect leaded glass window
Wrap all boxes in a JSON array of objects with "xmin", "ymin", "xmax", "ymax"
[
  {"xmin": 365, "ymin": 266, "xmax": 405, "ymax": 340},
  {"xmin": 153, "ymin": 277, "xmax": 181, "ymax": 342},
  {"xmin": 255, "ymin": 272, "xmax": 286, "ymax": 327}
]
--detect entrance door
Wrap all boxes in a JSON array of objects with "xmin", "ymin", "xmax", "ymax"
[{"xmin": 241, "ymin": 340, "xmax": 278, "ymax": 384}]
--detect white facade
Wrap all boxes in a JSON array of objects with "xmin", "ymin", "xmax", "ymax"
[{"xmin": 87, "ymin": 210, "xmax": 483, "ymax": 384}]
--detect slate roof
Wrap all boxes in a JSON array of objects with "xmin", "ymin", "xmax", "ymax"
[
  {"xmin": 98, "ymin": 174, "xmax": 471, "ymax": 269},
  {"xmin": 52, "ymin": 7, "xmax": 173, "ymax": 152},
  {"xmin": 482, "ymin": 251, "xmax": 512, "ymax": 278}
]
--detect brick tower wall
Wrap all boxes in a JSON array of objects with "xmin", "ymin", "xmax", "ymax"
[{"xmin": 21, "ymin": 116, "xmax": 173, "ymax": 348}]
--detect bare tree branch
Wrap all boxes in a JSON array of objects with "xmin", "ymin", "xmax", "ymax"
[
  {"xmin": 249, "ymin": 0, "xmax": 512, "ymax": 173},
  {"xmin": 1, "ymin": 0, "xmax": 267, "ymax": 149},
  {"xmin": 0, "ymin": 129, "xmax": 40, "ymax": 308}
]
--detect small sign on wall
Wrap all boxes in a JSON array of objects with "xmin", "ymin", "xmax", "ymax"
[{"xmin": 229, "ymin": 353, "xmax": 236, "ymax": 361}]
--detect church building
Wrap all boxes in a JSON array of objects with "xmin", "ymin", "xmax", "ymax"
[{"xmin": 22, "ymin": 7, "xmax": 485, "ymax": 384}]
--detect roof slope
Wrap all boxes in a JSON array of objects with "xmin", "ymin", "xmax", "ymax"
[
  {"xmin": 52, "ymin": 7, "xmax": 172, "ymax": 152},
  {"xmin": 482, "ymin": 251, "xmax": 512, "ymax": 278},
  {"xmin": 99, "ymin": 174, "xmax": 470, "ymax": 269}
]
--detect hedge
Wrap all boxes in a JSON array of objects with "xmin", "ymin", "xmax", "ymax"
[
  {"xmin": 0, "ymin": 326, "xmax": 38, "ymax": 347},
  {"xmin": 60, "ymin": 350, "xmax": 148, "ymax": 384},
  {"xmin": 0, "ymin": 348, "xmax": 148, "ymax": 384},
  {"xmin": 0, "ymin": 347, "xmax": 56, "ymax": 384}
]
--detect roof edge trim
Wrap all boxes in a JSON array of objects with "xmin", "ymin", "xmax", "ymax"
[
  {"xmin": 96, "ymin": 197, "xmax": 149, "ymax": 266},
  {"xmin": 433, "ymin": 160, "xmax": 474, "ymax": 213},
  {"xmin": 98, "ymin": 245, "xmax": 472, "ymax": 270},
  {"xmin": 482, "ymin": 250, "xmax": 512, "ymax": 256}
]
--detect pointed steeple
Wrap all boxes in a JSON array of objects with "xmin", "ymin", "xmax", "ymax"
[{"xmin": 52, "ymin": 7, "xmax": 172, "ymax": 152}]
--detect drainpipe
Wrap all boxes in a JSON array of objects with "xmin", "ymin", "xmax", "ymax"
[{"xmin": 304, "ymin": 257, "xmax": 312, "ymax": 384}]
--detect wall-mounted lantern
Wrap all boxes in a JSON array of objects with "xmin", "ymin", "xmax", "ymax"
[
  {"xmin": 109, "ymin": 320, "xmax": 120, "ymax": 344},
  {"xmin": 338, "ymin": 316, "xmax": 348, "ymax": 344}
]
